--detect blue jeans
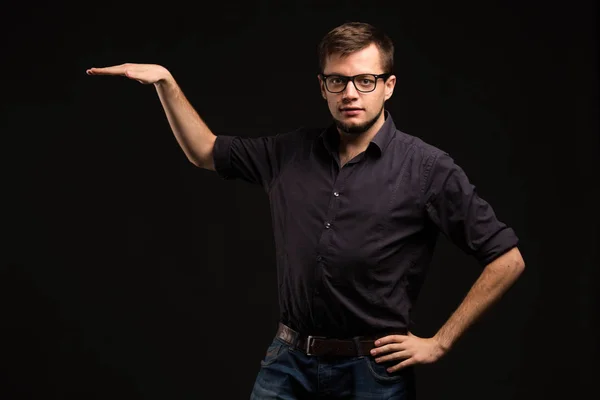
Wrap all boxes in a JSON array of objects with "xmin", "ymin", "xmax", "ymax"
[{"xmin": 250, "ymin": 337, "xmax": 416, "ymax": 399}]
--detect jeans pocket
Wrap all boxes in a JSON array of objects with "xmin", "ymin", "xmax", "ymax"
[
  {"xmin": 363, "ymin": 356, "xmax": 404, "ymax": 383},
  {"xmin": 260, "ymin": 338, "xmax": 287, "ymax": 367}
]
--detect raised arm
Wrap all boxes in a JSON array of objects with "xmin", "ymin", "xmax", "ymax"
[{"xmin": 86, "ymin": 63, "xmax": 217, "ymax": 170}]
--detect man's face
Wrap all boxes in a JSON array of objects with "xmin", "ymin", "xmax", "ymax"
[{"xmin": 319, "ymin": 43, "xmax": 396, "ymax": 135}]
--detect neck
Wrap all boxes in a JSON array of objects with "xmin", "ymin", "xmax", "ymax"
[{"xmin": 338, "ymin": 110, "xmax": 385, "ymax": 155}]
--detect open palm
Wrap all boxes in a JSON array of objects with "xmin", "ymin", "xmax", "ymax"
[{"xmin": 86, "ymin": 63, "xmax": 170, "ymax": 85}]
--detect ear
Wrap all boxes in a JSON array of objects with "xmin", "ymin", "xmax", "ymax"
[
  {"xmin": 318, "ymin": 74, "xmax": 327, "ymax": 99},
  {"xmin": 384, "ymin": 75, "xmax": 396, "ymax": 101}
]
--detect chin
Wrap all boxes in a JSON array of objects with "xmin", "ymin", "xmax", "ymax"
[
  {"xmin": 335, "ymin": 121, "xmax": 368, "ymax": 135},
  {"xmin": 334, "ymin": 114, "xmax": 378, "ymax": 136}
]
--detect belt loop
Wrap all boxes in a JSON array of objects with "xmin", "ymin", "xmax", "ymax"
[
  {"xmin": 352, "ymin": 336, "xmax": 361, "ymax": 355},
  {"xmin": 280, "ymin": 323, "xmax": 299, "ymax": 347}
]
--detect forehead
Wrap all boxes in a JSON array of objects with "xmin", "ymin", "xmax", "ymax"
[{"xmin": 323, "ymin": 43, "xmax": 383, "ymax": 75}]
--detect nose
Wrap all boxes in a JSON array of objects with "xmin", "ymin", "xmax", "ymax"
[{"xmin": 342, "ymin": 80, "xmax": 360, "ymax": 100}]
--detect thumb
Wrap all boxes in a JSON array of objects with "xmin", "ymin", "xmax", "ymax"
[
  {"xmin": 124, "ymin": 69, "xmax": 144, "ymax": 84},
  {"xmin": 125, "ymin": 69, "xmax": 139, "ymax": 79}
]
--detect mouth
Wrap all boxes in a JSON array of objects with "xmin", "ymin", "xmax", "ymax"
[{"xmin": 340, "ymin": 107, "xmax": 364, "ymax": 116}]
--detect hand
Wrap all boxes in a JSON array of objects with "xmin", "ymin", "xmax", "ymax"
[
  {"xmin": 86, "ymin": 63, "xmax": 171, "ymax": 85},
  {"xmin": 370, "ymin": 332, "xmax": 447, "ymax": 372}
]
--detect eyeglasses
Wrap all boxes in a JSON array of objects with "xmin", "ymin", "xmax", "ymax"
[{"xmin": 320, "ymin": 73, "xmax": 392, "ymax": 93}]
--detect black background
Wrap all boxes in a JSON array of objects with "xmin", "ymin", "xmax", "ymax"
[{"xmin": 2, "ymin": 1, "xmax": 598, "ymax": 399}]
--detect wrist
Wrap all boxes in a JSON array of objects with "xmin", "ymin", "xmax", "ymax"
[
  {"xmin": 154, "ymin": 67, "xmax": 174, "ymax": 88},
  {"xmin": 432, "ymin": 333, "xmax": 453, "ymax": 353}
]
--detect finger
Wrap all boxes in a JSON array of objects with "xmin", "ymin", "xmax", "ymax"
[
  {"xmin": 86, "ymin": 64, "xmax": 129, "ymax": 76},
  {"xmin": 370, "ymin": 343, "xmax": 404, "ymax": 356},
  {"xmin": 374, "ymin": 334, "xmax": 408, "ymax": 346},
  {"xmin": 387, "ymin": 357, "xmax": 416, "ymax": 372},
  {"xmin": 374, "ymin": 350, "xmax": 411, "ymax": 363}
]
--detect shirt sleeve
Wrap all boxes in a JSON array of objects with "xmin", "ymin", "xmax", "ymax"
[
  {"xmin": 423, "ymin": 151, "xmax": 519, "ymax": 266},
  {"xmin": 212, "ymin": 131, "xmax": 297, "ymax": 192}
]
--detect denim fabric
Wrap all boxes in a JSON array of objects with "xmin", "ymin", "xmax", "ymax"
[{"xmin": 250, "ymin": 337, "xmax": 416, "ymax": 399}]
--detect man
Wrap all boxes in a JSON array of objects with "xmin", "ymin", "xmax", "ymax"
[{"xmin": 87, "ymin": 22, "xmax": 525, "ymax": 399}]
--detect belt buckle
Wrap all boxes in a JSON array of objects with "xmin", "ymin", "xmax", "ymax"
[{"xmin": 305, "ymin": 335, "xmax": 325, "ymax": 356}]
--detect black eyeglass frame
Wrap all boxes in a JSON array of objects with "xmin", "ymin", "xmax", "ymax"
[{"xmin": 319, "ymin": 73, "xmax": 393, "ymax": 93}]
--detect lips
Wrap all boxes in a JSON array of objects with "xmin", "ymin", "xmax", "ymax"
[{"xmin": 340, "ymin": 107, "xmax": 363, "ymax": 116}]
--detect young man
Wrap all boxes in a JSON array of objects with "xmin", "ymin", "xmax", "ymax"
[{"xmin": 87, "ymin": 22, "xmax": 525, "ymax": 399}]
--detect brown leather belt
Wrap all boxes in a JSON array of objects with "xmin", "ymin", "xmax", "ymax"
[{"xmin": 276, "ymin": 322, "xmax": 381, "ymax": 357}]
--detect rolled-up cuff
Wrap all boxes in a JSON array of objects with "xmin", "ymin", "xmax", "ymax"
[{"xmin": 476, "ymin": 227, "xmax": 519, "ymax": 266}]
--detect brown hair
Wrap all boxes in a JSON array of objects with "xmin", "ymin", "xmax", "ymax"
[{"xmin": 318, "ymin": 22, "xmax": 394, "ymax": 73}]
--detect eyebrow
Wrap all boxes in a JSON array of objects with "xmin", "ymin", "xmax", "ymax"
[{"xmin": 322, "ymin": 72, "xmax": 383, "ymax": 76}]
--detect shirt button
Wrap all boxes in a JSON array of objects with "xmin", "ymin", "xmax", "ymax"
[
  {"xmin": 324, "ymin": 222, "xmax": 331, "ymax": 229},
  {"xmin": 316, "ymin": 255, "xmax": 323, "ymax": 262},
  {"xmin": 333, "ymin": 191, "xmax": 339, "ymax": 197}
]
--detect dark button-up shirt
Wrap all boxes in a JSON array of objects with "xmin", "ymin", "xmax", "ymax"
[{"xmin": 213, "ymin": 111, "xmax": 518, "ymax": 338}]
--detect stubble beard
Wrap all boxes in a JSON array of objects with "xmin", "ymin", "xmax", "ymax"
[{"xmin": 333, "ymin": 104, "xmax": 385, "ymax": 136}]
